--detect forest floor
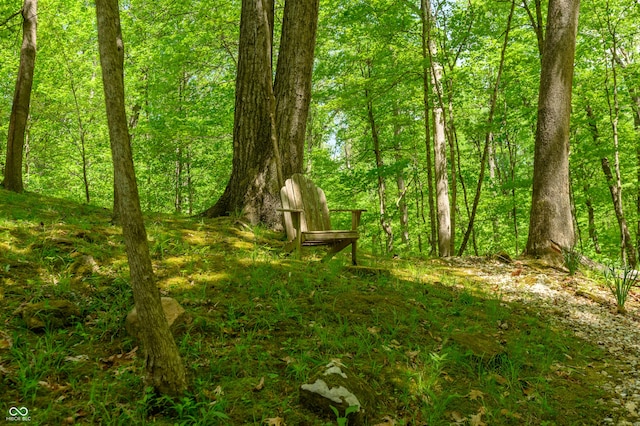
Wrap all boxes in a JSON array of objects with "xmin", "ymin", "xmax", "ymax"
[{"xmin": 1, "ymin": 190, "xmax": 639, "ymax": 425}]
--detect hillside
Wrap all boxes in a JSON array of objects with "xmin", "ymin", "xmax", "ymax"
[{"xmin": 1, "ymin": 189, "xmax": 639, "ymax": 425}]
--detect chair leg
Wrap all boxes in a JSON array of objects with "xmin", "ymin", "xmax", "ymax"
[
  {"xmin": 352, "ymin": 240, "xmax": 357, "ymax": 266},
  {"xmin": 321, "ymin": 240, "xmax": 351, "ymax": 262}
]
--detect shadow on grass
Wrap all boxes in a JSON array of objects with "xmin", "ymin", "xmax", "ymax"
[{"xmin": 0, "ymin": 189, "xmax": 614, "ymax": 425}]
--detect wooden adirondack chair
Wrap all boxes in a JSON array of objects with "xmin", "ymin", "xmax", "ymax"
[{"xmin": 279, "ymin": 174, "xmax": 365, "ymax": 265}]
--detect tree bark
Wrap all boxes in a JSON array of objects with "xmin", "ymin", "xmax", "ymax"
[
  {"xmin": 3, "ymin": 0, "xmax": 37, "ymax": 193},
  {"xmin": 525, "ymin": 0, "xmax": 580, "ymax": 256},
  {"xmin": 603, "ymin": 42, "xmax": 636, "ymax": 266},
  {"xmin": 422, "ymin": 0, "xmax": 451, "ymax": 257},
  {"xmin": 420, "ymin": 0, "xmax": 438, "ymax": 256},
  {"xmin": 393, "ymin": 110, "xmax": 409, "ymax": 247},
  {"xmin": 613, "ymin": 49, "xmax": 640, "ymax": 262},
  {"xmin": 203, "ymin": 0, "xmax": 318, "ymax": 228},
  {"xmin": 274, "ymin": 0, "xmax": 319, "ymax": 179},
  {"xmin": 433, "ymin": 62, "xmax": 451, "ymax": 257},
  {"xmin": 602, "ymin": 158, "xmax": 636, "ymax": 266},
  {"xmin": 95, "ymin": 0, "xmax": 187, "ymax": 396}
]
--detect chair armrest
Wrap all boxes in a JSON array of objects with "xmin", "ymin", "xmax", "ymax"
[
  {"xmin": 329, "ymin": 209, "xmax": 366, "ymax": 230},
  {"xmin": 278, "ymin": 209, "xmax": 304, "ymax": 243}
]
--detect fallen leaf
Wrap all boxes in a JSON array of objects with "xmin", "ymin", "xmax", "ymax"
[
  {"xmin": 374, "ymin": 415, "xmax": 396, "ymax": 425},
  {"xmin": 468, "ymin": 389, "xmax": 484, "ymax": 401},
  {"xmin": 405, "ymin": 350, "xmax": 420, "ymax": 361},
  {"xmin": 38, "ymin": 380, "xmax": 70, "ymax": 392},
  {"xmin": 441, "ymin": 371, "xmax": 454, "ymax": 382},
  {"xmin": 99, "ymin": 346, "xmax": 138, "ymax": 368},
  {"xmin": 264, "ymin": 417, "xmax": 285, "ymax": 426},
  {"xmin": 500, "ymin": 408, "xmax": 523, "ymax": 420},
  {"xmin": 492, "ymin": 373, "xmax": 508, "ymax": 385},
  {"xmin": 280, "ymin": 356, "xmax": 295, "ymax": 365},
  {"xmin": 469, "ymin": 412, "xmax": 486, "ymax": 426},
  {"xmin": 65, "ymin": 354, "xmax": 89, "ymax": 363},
  {"xmin": 0, "ymin": 330, "xmax": 12, "ymax": 349},
  {"xmin": 449, "ymin": 411, "xmax": 465, "ymax": 423},
  {"xmin": 254, "ymin": 376, "xmax": 265, "ymax": 391}
]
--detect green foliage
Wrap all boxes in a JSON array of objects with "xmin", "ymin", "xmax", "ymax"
[
  {"xmin": 604, "ymin": 265, "xmax": 639, "ymax": 313},
  {"xmin": 563, "ymin": 248, "xmax": 581, "ymax": 276},
  {"xmin": 330, "ymin": 404, "xmax": 359, "ymax": 426}
]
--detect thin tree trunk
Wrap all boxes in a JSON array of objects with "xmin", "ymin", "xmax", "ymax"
[
  {"xmin": 446, "ymin": 81, "xmax": 457, "ymax": 254},
  {"xmin": 580, "ymin": 163, "xmax": 601, "ymax": 254},
  {"xmin": 175, "ymin": 147, "xmax": 183, "ymax": 213},
  {"xmin": 488, "ymin": 140, "xmax": 500, "ymax": 246},
  {"xmin": 433, "ymin": 77, "xmax": 451, "ymax": 257},
  {"xmin": 506, "ymin": 133, "xmax": 519, "ymax": 253},
  {"xmin": 423, "ymin": 0, "xmax": 451, "ymax": 257},
  {"xmin": 394, "ymin": 111, "xmax": 409, "ymax": 247},
  {"xmin": 613, "ymin": 48, "xmax": 640, "ymax": 262},
  {"xmin": 95, "ymin": 0, "xmax": 187, "ymax": 396},
  {"xmin": 186, "ymin": 146, "xmax": 193, "ymax": 215},
  {"xmin": 64, "ymin": 54, "xmax": 92, "ymax": 204},
  {"xmin": 522, "ymin": 0, "xmax": 544, "ymax": 57},
  {"xmin": 420, "ymin": 0, "xmax": 438, "ymax": 256},
  {"xmin": 3, "ymin": 0, "xmax": 37, "ymax": 193},
  {"xmin": 604, "ymin": 45, "xmax": 636, "ymax": 266},
  {"xmin": 365, "ymin": 79, "xmax": 393, "ymax": 253},
  {"xmin": 396, "ymin": 169, "xmax": 409, "ymax": 247},
  {"xmin": 459, "ymin": 0, "xmax": 515, "ymax": 255},
  {"xmin": 602, "ymin": 158, "xmax": 636, "ymax": 266}
]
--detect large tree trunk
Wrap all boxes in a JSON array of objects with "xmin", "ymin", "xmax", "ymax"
[
  {"xmin": 202, "ymin": 0, "xmax": 277, "ymax": 225},
  {"xmin": 95, "ymin": 0, "xmax": 187, "ymax": 396},
  {"xmin": 525, "ymin": 0, "xmax": 580, "ymax": 256},
  {"xmin": 2, "ymin": 0, "xmax": 37, "ymax": 193},
  {"xmin": 203, "ymin": 0, "xmax": 318, "ymax": 228},
  {"xmin": 274, "ymin": 0, "xmax": 319, "ymax": 178}
]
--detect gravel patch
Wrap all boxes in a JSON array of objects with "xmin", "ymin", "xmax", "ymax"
[{"xmin": 443, "ymin": 257, "xmax": 640, "ymax": 426}]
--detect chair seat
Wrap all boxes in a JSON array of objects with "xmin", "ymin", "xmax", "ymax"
[{"xmin": 302, "ymin": 230, "xmax": 359, "ymax": 243}]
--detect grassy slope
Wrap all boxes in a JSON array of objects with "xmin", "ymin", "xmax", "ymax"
[{"xmin": 0, "ymin": 189, "xmax": 616, "ymax": 425}]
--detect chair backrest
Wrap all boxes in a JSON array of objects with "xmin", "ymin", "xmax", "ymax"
[{"xmin": 280, "ymin": 174, "xmax": 332, "ymax": 239}]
